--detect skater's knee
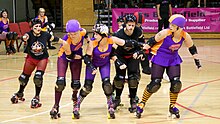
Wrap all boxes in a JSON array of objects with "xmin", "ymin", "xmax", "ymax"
[
  {"xmin": 170, "ymin": 77, "xmax": 182, "ymax": 93},
  {"xmin": 113, "ymin": 75, "xmax": 124, "ymax": 89},
  {"xmin": 55, "ymin": 77, "xmax": 66, "ymax": 92},
  {"xmin": 80, "ymin": 79, "xmax": 93, "ymax": 97},
  {"xmin": 147, "ymin": 78, "xmax": 162, "ymax": 93},
  {"xmin": 33, "ymin": 70, "xmax": 44, "ymax": 87},
  {"xmin": 128, "ymin": 74, "xmax": 139, "ymax": 88},
  {"xmin": 18, "ymin": 72, "xmax": 30, "ymax": 86},
  {"xmin": 102, "ymin": 77, "xmax": 113, "ymax": 96},
  {"xmin": 71, "ymin": 80, "xmax": 81, "ymax": 91}
]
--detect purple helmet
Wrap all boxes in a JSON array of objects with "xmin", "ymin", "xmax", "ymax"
[
  {"xmin": 169, "ymin": 14, "xmax": 186, "ymax": 28},
  {"xmin": 66, "ymin": 19, "xmax": 81, "ymax": 32}
]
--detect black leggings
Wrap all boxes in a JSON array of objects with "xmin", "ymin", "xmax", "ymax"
[{"xmin": 151, "ymin": 63, "xmax": 181, "ymax": 80}]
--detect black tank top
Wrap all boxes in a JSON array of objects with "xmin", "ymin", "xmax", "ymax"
[{"xmin": 24, "ymin": 31, "xmax": 52, "ymax": 60}]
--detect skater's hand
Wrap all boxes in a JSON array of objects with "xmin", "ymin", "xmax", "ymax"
[
  {"xmin": 62, "ymin": 41, "xmax": 71, "ymax": 55},
  {"xmin": 143, "ymin": 44, "xmax": 150, "ymax": 50},
  {"xmin": 74, "ymin": 54, "xmax": 82, "ymax": 59},
  {"xmin": 22, "ymin": 34, "xmax": 29, "ymax": 42},
  {"xmin": 92, "ymin": 69, "xmax": 97, "ymax": 75},
  {"xmin": 119, "ymin": 64, "xmax": 127, "ymax": 70}
]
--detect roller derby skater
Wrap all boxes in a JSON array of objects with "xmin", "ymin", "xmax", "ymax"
[
  {"xmin": 136, "ymin": 14, "xmax": 202, "ymax": 118},
  {"xmin": 10, "ymin": 18, "xmax": 65, "ymax": 108},
  {"xmin": 49, "ymin": 19, "xmax": 90, "ymax": 119}
]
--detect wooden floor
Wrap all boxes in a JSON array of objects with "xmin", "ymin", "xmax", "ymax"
[{"xmin": 0, "ymin": 38, "xmax": 220, "ymax": 124}]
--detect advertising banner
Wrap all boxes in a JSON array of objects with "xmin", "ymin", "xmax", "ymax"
[{"xmin": 112, "ymin": 8, "xmax": 220, "ymax": 32}]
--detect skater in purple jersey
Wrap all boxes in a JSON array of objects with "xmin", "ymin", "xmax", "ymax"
[
  {"xmin": 136, "ymin": 14, "xmax": 202, "ymax": 119},
  {"xmin": 74, "ymin": 23, "xmax": 138, "ymax": 119},
  {"xmin": 50, "ymin": 19, "xmax": 90, "ymax": 119}
]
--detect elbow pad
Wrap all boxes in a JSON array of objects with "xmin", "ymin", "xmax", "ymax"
[
  {"xmin": 188, "ymin": 45, "xmax": 198, "ymax": 55},
  {"xmin": 146, "ymin": 36, "xmax": 157, "ymax": 47}
]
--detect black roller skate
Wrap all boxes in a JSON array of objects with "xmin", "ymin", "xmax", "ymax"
[
  {"xmin": 50, "ymin": 105, "xmax": 61, "ymax": 119},
  {"xmin": 168, "ymin": 104, "xmax": 180, "ymax": 119},
  {"xmin": 128, "ymin": 98, "xmax": 137, "ymax": 113},
  {"xmin": 72, "ymin": 104, "xmax": 80, "ymax": 119},
  {"xmin": 107, "ymin": 107, "xmax": 115, "ymax": 119},
  {"xmin": 6, "ymin": 47, "xmax": 12, "ymax": 55},
  {"xmin": 10, "ymin": 45, "xmax": 16, "ymax": 53},
  {"xmin": 136, "ymin": 102, "xmax": 145, "ymax": 118},
  {"xmin": 10, "ymin": 92, "xmax": 25, "ymax": 104},
  {"xmin": 30, "ymin": 96, "xmax": 42, "ymax": 108},
  {"xmin": 112, "ymin": 98, "xmax": 121, "ymax": 110}
]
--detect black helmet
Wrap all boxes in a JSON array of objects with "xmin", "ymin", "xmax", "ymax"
[
  {"xmin": 30, "ymin": 18, "xmax": 42, "ymax": 27},
  {"xmin": 117, "ymin": 15, "xmax": 124, "ymax": 22},
  {"xmin": 124, "ymin": 14, "xmax": 137, "ymax": 24}
]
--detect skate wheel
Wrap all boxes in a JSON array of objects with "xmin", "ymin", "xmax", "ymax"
[
  {"xmin": 19, "ymin": 98, "xmax": 25, "ymax": 101},
  {"xmin": 72, "ymin": 112, "xmax": 80, "ymax": 119},
  {"xmin": 136, "ymin": 113, "xmax": 141, "ymax": 118}
]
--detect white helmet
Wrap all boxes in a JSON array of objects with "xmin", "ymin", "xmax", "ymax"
[{"xmin": 93, "ymin": 24, "xmax": 109, "ymax": 37}]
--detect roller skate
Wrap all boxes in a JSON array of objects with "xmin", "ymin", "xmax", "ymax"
[
  {"xmin": 112, "ymin": 98, "xmax": 121, "ymax": 110},
  {"xmin": 168, "ymin": 104, "xmax": 180, "ymax": 119},
  {"xmin": 107, "ymin": 107, "xmax": 115, "ymax": 119},
  {"xmin": 128, "ymin": 98, "xmax": 137, "ymax": 113},
  {"xmin": 136, "ymin": 102, "xmax": 145, "ymax": 118},
  {"xmin": 30, "ymin": 96, "xmax": 42, "ymax": 108},
  {"xmin": 10, "ymin": 45, "xmax": 16, "ymax": 53},
  {"xmin": 50, "ymin": 105, "xmax": 61, "ymax": 119},
  {"xmin": 10, "ymin": 92, "xmax": 25, "ymax": 104},
  {"xmin": 72, "ymin": 107, "xmax": 80, "ymax": 119},
  {"xmin": 6, "ymin": 47, "xmax": 12, "ymax": 55}
]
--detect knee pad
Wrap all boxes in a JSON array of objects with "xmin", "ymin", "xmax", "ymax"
[
  {"xmin": 6, "ymin": 32, "xmax": 13, "ymax": 40},
  {"xmin": 71, "ymin": 80, "xmax": 81, "ymax": 91},
  {"xmin": 147, "ymin": 78, "xmax": 162, "ymax": 93},
  {"xmin": 113, "ymin": 75, "xmax": 124, "ymax": 89},
  {"xmin": 18, "ymin": 73, "xmax": 30, "ymax": 86},
  {"xmin": 33, "ymin": 70, "xmax": 44, "ymax": 87},
  {"xmin": 55, "ymin": 77, "xmax": 66, "ymax": 92},
  {"xmin": 128, "ymin": 74, "xmax": 139, "ymax": 88},
  {"xmin": 170, "ymin": 77, "xmax": 182, "ymax": 93},
  {"xmin": 102, "ymin": 77, "xmax": 113, "ymax": 96},
  {"xmin": 80, "ymin": 79, "xmax": 93, "ymax": 97},
  {"xmin": 12, "ymin": 32, "xmax": 18, "ymax": 40}
]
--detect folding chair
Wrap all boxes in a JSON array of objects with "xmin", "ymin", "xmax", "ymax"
[
  {"xmin": 8, "ymin": 23, "xmax": 22, "ymax": 52},
  {"xmin": 18, "ymin": 22, "xmax": 31, "ymax": 51}
]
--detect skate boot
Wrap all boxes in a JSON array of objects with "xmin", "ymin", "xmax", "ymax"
[
  {"xmin": 10, "ymin": 45, "xmax": 16, "ymax": 53},
  {"xmin": 112, "ymin": 98, "xmax": 121, "ymax": 110},
  {"xmin": 107, "ymin": 107, "xmax": 115, "ymax": 119},
  {"xmin": 30, "ymin": 96, "xmax": 42, "ymax": 108},
  {"xmin": 128, "ymin": 98, "xmax": 137, "ymax": 113},
  {"xmin": 136, "ymin": 102, "xmax": 145, "ymax": 118},
  {"xmin": 11, "ymin": 92, "xmax": 25, "ymax": 103},
  {"xmin": 6, "ymin": 47, "xmax": 12, "ymax": 55},
  {"xmin": 168, "ymin": 104, "xmax": 180, "ymax": 119},
  {"xmin": 50, "ymin": 105, "xmax": 61, "ymax": 119},
  {"xmin": 72, "ymin": 103, "xmax": 80, "ymax": 119}
]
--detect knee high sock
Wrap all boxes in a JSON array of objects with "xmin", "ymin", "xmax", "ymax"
[
  {"xmin": 141, "ymin": 88, "xmax": 153, "ymax": 104},
  {"xmin": 106, "ymin": 95, "xmax": 113, "ymax": 108},
  {"xmin": 35, "ymin": 85, "xmax": 42, "ymax": 97},
  {"xmin": 72, "ymin": 90, "xmax": 78, "ymax": 107},
  {"xmin": 115, "ymin": 87, "xmax": 124, "ymax": 99},
  {"xmin": 54, "ymin": 90, "xmax": 62, "ymax": 107},
  {"xmin": 18, "ymin": 84, "xmax": 27, "ymax": 93},
  {"xmin": 170, "ymin": 92, "xmax": 178, "ymax": 106},
  {"xmin": 129, "ymin": 88, "xmax": 137, "ymax": 99}
]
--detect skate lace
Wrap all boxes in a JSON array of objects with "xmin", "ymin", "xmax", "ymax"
[{"xmin": 108, "ymin": 107, "xmax": 115, "ymax": 114}]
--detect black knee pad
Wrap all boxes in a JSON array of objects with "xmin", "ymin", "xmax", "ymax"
[
  {"xmin": 80, "ymin": 79, "xmax": 93, "ymax": 97},
  {"xmin": 170, "ymin": 77, "xmax": 182, "ymax": 93},
  {"xmin": 6, "ymin": 32, "xmax": 14, "ymax": 40},
  {"xmin": 33, "ymin": 70, "xmax": 44, "ymax": 87},
  {"xmin": 102, "ymin": 77, "xmax": 113, "ymax": 96},
  {"xmin": 18, "ymin": 72, "xmax": 30, "ymax": 86},
  {"xmin": 113, "ymin": 75, "xmax": 124, "ymax": 89},
  {"xmin": 128, "ymin": 74, "xmax": 139, "ymax": 88},
  {"xmin": 147, "ymin": 78, "xmax": 162, "ymax": 93},
  {"xmin": 71, "ymin": 80, "xmax": 81, "ymax": 91},
  {"xmin": 55, "ymin": 77, "xmax": 66, "ymax": 92},
  {"xmin": 12, "ymin": 32, "xmax": 18, "ymax": 40}
]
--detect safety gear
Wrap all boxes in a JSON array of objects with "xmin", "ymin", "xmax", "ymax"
[
  {"xmin": 134, "ymin": 12, "xmax": 144, "ymax": 24},
  {"xmin": 30, "ymin": 18, "xmax": 42, "ymax": 27},
  {"xmin": 169, "ymin": 14, "xmax": 186, "ymax": 28},
  {"xmin": 125, "ymin": 14, "xmax": 137, "ymax": 24},
  {"xmin": 66, "ymin": 19, "xmax": 80, "ymax": 33},
  {"xmin": 93, "ymin": 23, "xmax": 109, "ymax": 37}
]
